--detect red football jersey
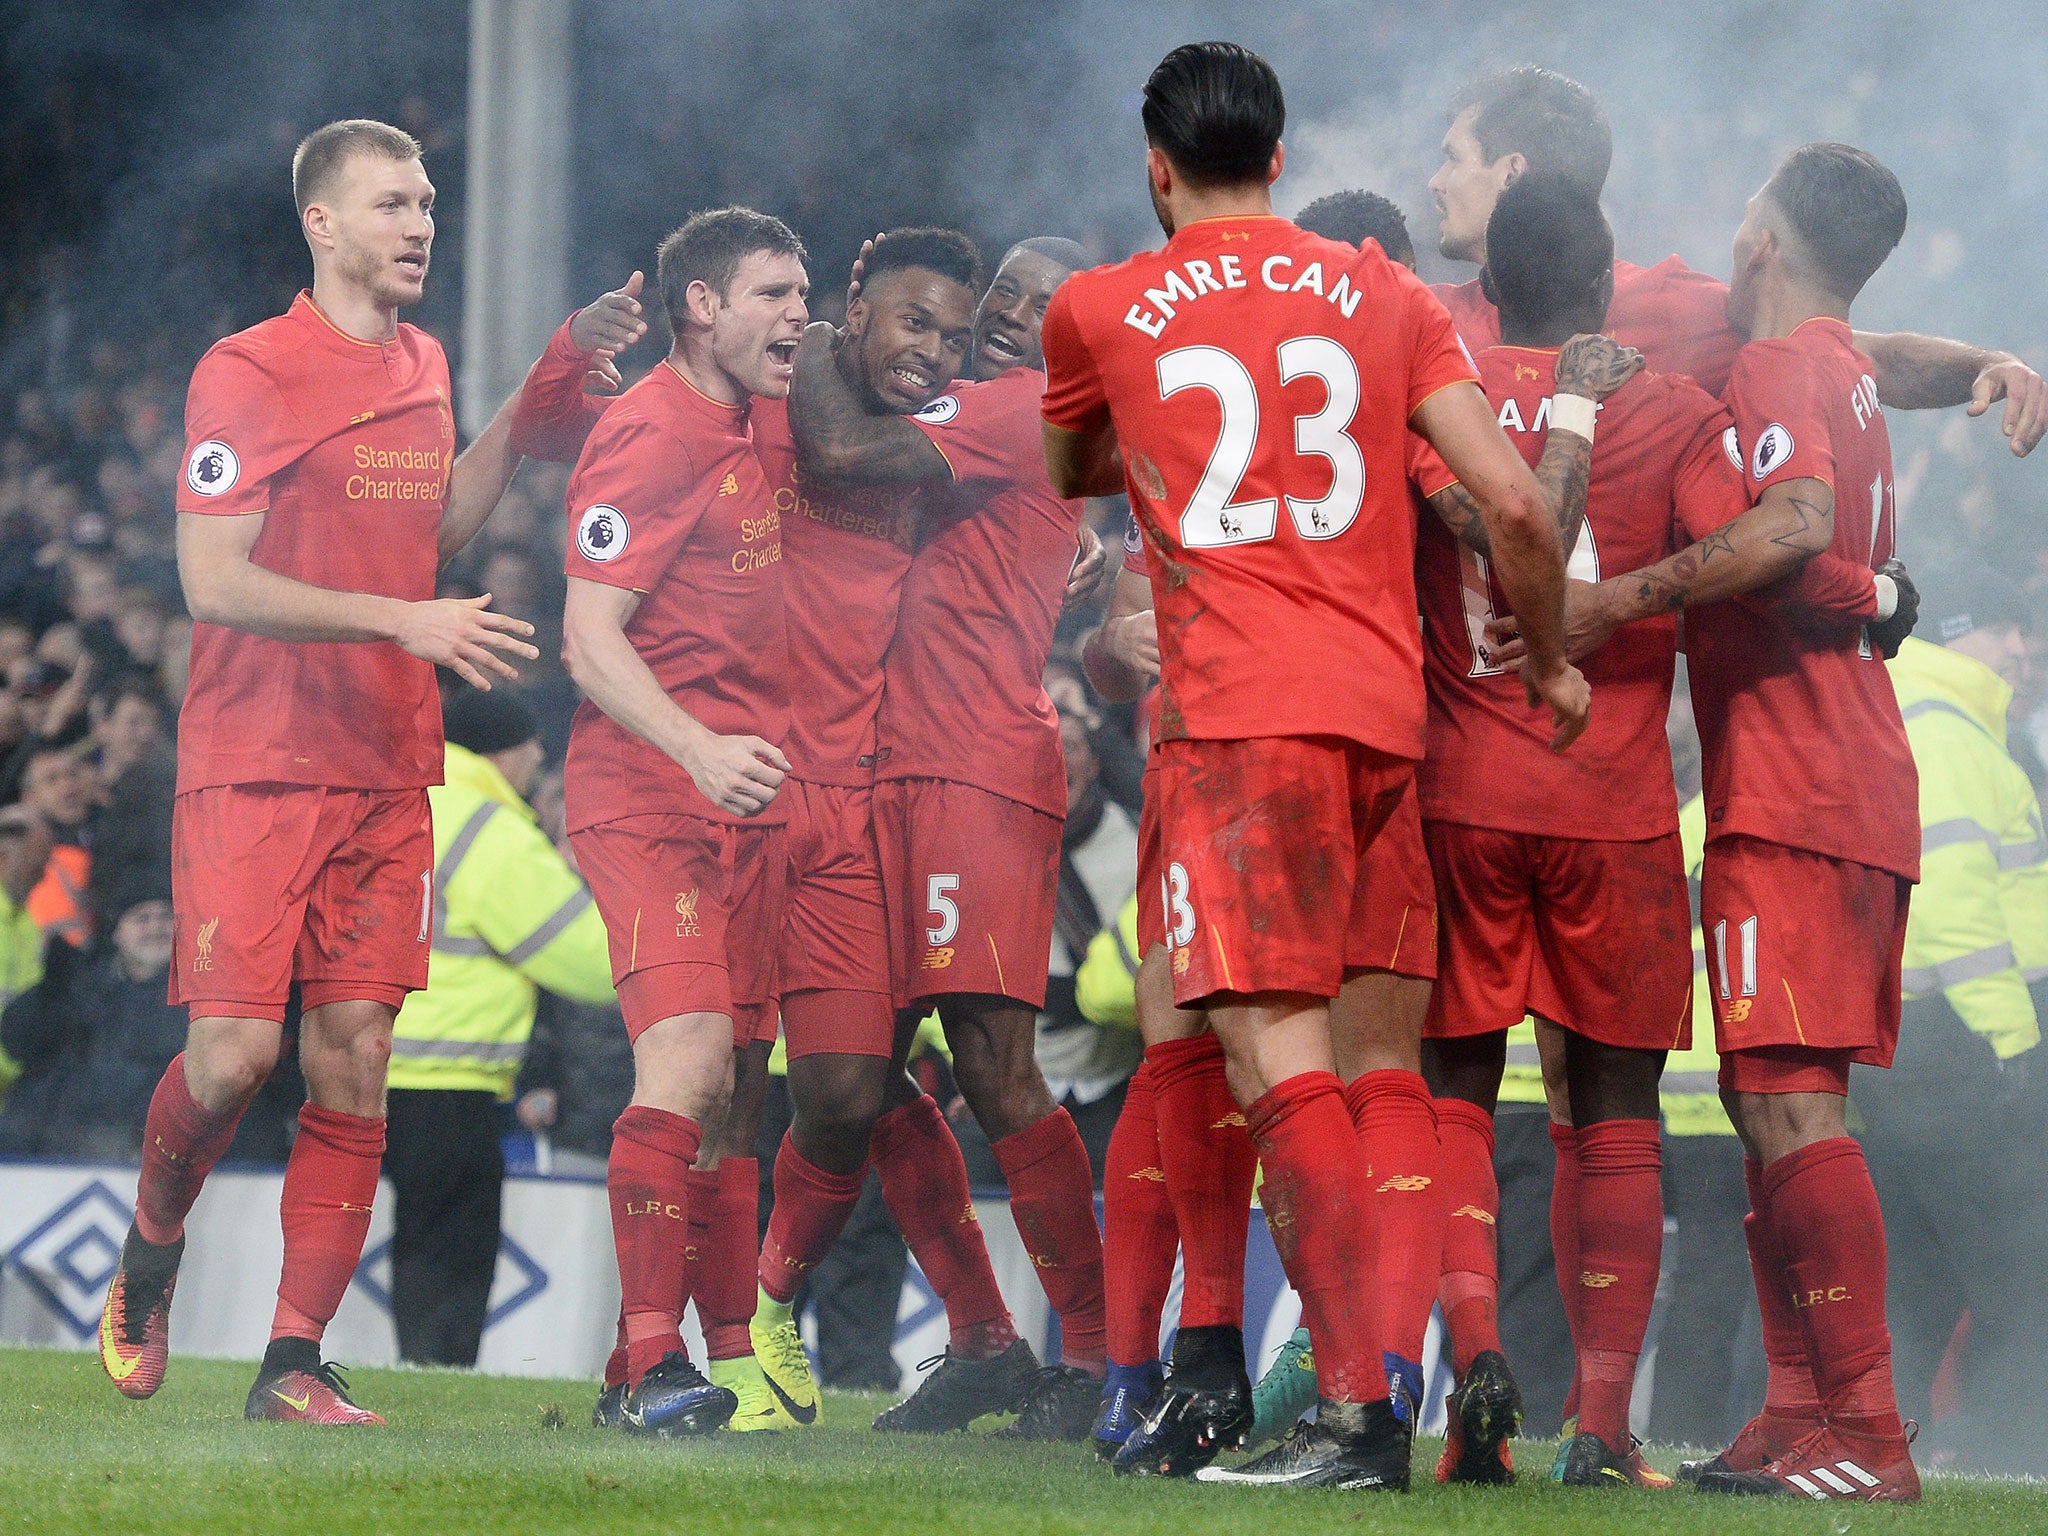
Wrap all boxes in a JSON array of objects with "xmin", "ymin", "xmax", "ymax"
[
  {"xmin": 175, "ymin": 292, "xmax": 451, "ymax": 794},
  {"xmin": 1436, "ymin": 257, "xmax": 1744, "ymax": 397},
  {"xmin": 561, "ymin": 361, "xmax": 789, "ymax": 831},
  {"xmin": 1042, "ymin": 215, "xmax": 1477, "ymax": 758},
  {"xmin": 874, "ymin": 368, "xmax": 1083, "ymax": 819},
  {"xmin": 1417, "ymin": 346, "xmax": 1752, "ymax": 840},
  {"xmin": 753, "ymin": 398, "xmax": 923, "ymax": 786},
  {"xmin": 1683, "ymin": 318, "xmax": 1919, "ymax": 880}
]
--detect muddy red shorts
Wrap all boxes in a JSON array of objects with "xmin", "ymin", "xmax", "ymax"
[
  {"xmin": 1154, "ymin": 735, "xmax": 1412, "ymax": 1007},
  {"xmin": 777, "ymin": 777, "xmax": 894, "ymax": 1056},
  {"xmin": 569, "ymin": 813, "xmax": 784, "ymax": 1045},
  {"xmin": 171, "ymin": 784, "xmax": 432, "ymax": 1021},
  {"xmin": 1700, "ymin": 834, "xmax": 1908, "ymax": 1068},
  {"xmin": 874, "ymin": 776, "xmax": 1060, "ymax": 1012},
  {"xmin": 1424, "ymin": 822, "xmax": 1692, "ymax": 1050},
  {"xmin": 1354, "ymin": 778, "xmax": 1437, "ymax": 981}
]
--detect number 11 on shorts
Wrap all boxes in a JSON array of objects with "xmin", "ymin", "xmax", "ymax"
[{"xmin": 1712, "ymin": 915, "xmax": 1758, "ymax": 1001}]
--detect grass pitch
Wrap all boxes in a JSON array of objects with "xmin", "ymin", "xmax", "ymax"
[{"xmin": 4, "ymin": 1348, "xmax": 2044, "ymax": 1535}]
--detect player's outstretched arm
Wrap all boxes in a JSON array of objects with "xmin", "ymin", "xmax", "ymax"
[
  {"xmin": 1080, "ymin": 565, "xmax": 1159, "ymax": 704},
  {"xmin": 1510, "ymin": 477, "xmax": 1838, "ymax": 663},
  {"xmin": 1856, "ymin": 331, "xmax": 2047, "ymax": 455},
  {"xmin": 788, "ymin": 322, "xmax": 951, "ymax": 486},
  {"xmin": 1412, "ymin": 381, "xmax": 1589, "ymax": 749},
  {"xmin": 441, "ymin": 275, "xmax": 652, "ymax": 563},
  {"xmin": 178, "ymin": 511, "xmax": 537, "ymax": 688},
  {"xmin": 561, "ymin": 576, "xmax": 788, "ymax": 818}
]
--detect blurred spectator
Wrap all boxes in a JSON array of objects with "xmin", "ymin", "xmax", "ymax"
[
  {"xmin": 384, "ymin": 690, "xmax": 614, "ymax": 1367},
  {"xmin": 11, "ymin": 741, "xmax": 95, "ymax": 947},
  {"xmin": 1029, "ymin": 708, "xmax": 1140, "ymax": 1181},
  {"xmin": 0, "ymin": 863, "xmax": 176, "ymax": 1158},
  {"xmin": 0, "ymin": 803, "xmax": 53, "ymax": 1101},
  {"xmin": 86, "ymin": 675, "xmax": 168, "ymax": 793},
  {"xmin": 1860, "ymin": 561, "xmax": 2048, "ymax": 1474}
]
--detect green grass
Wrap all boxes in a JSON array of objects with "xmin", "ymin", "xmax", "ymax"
[{"xmin": 2, "ymin": 1347, "xmax": 2042, "ymax": 1535}]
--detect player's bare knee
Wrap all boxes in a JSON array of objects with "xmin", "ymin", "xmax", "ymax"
[{"xmin": 185, "ymin": 1019, "xmax": 282, "ymax": 1108}]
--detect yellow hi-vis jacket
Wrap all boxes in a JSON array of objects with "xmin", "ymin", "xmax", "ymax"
[
  {"xmin": 388, "ymin": 744, "xmax": 616, "ymax": 1099},
  {"xmin": 1888, "ymin": 637, "xmax": 2045, "ymax": 1060},
  {"xmin": 0, "ymin": 886, "xmax": 46, "ymax": 1101},
  {"xmin": 1661, "ymin": 793, "xmax": 1735, "ymax": 1137}
]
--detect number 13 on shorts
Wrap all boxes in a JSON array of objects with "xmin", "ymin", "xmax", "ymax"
[{"xmin": 1161, "ymin": 860, "xmax": 1195, "ymax": 971}]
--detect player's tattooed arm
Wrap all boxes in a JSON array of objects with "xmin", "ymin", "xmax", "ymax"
[
  {"xmin": 562, "ymin": 577, "xmax": 789, "ymax": 817},
  {"xmin": 1857, "ymin": 331, "xmax": 2047, "ymax": 455},
  {"xmin": 1538, "ymin": 334, "xmax": 1641, "ymax": 546},
  {"xmin": 1080, "ymin": 565, "xmax": 1158, "ymax": 704},
  {"xmin": 1424, "ymin": 482, "xmax": 1490, "ymax": 557},
  {"xmin": 1043, "ymin": 421, "xmax": 1126, "ymax": 500},
  {"xmin": 1493, "ymin": 477, "xmax": 1836, "ymax": 664},
  {"xmin": 788, "ymin": 322, "xmax": 951, "ymax": 486}
]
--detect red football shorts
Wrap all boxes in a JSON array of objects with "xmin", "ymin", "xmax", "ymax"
[
  {"xmin": 1699, "ymin": 834, "xmax": 1908, "ymax": 1069},
  {"xmin": 1354, "ymin": 777, "xmax": 1437, "ymax": 981},
  {"xmin": 778, "ymin": 777, "xmax": 894, "ymax": 1056},
  {"xmin": 874, "ymin": 776, "xmax": 1060, "ymax": 1012},
  {"xmin": 568, "ymin": 813, "xmax": 784, "ymax": 1045},
  {"xmin": 1424, "ymin": 822, "xmax": 1692, "ymax": 1050},
  {"xmin": 1717, "ymin": 1044, "xmax": 1854, "ymax": 1097},
  {"xmin": 1154, "ymin": 735, "xmax": 1411, "ymax": 1007},
  {"xmin": 170, "ymin": 784, "xmax": 432, "ymax": 1021}
]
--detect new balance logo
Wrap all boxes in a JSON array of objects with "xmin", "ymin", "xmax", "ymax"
[
  {"xmin": 921, "ymin": 946, "xmax": 954, "ymax": 969},
  {"xmin": 1209, "ymin": 1112, "xmax": 1246, "ymax": 1130},
  {"xmin": 1786, "ymin": 1461, "xmax": 1882, "ymax": 1498},
  {"xmin": 1580, "ymin": 1271, "xmax": 1619, "ymax": 1288},
  {"xmin": 718, "ymin": 472, "xmax": 740, "ymax": 496},
  {"xmin": 1129, "ymin": 1166, "xmax": 1165, "ymax": 1182},
  {"xmin": 1451, "ymin": 1203, "xmax": 1496, "ymax": 1225},
  {"xmin": 1377, "ymin": 1174, "xmax": 1431, "ymax": 1193}
]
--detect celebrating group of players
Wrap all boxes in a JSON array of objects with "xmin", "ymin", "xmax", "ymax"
[{"xmin": 87, "ymin": 31, "xmax": 2048, "ymax": 1506}]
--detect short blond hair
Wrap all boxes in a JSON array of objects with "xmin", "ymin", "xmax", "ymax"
[{"xmin": 291, "ymin": 119, "xmax": 422, "ymax": 216}]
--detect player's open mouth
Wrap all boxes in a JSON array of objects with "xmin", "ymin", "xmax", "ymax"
[
  {"xmin": 396, "ymin": 253, "xmax": 427, "ymax": 276},
  {"xmin": 767, "ymin": 340, "xmax": 798, "ymax": 366},
  {"xmin": 981, "ymin": 329, "xmax": 1024, "ymax": 361},
  {"xmin": 889, "ymin": 364, "xmax": 933, "ymax": 392}
]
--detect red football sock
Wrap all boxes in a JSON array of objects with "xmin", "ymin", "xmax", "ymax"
[
  {"xmin": 1571, "ymin": 1119, "xmax": 1663, "ymax": 1449},
  {"xmin": 135, "ymin": 1053, "xmax": 248, "ymax": 1246},
  {"xmin": 1761, "ymin": 1137, "xmax": 1905, "ymax": 1443},
  {"xmin": 760, "ymin": 1134, "xmax": 867, "ymax": 1306},
  {"xmin": 604, "ymin": 1310, "xmax": 628, "ymax": 1390},
  {"xmin": 1102, "ymin": 1062, "xmax": 1178, "ymax": 1367},
  {"xmin": 1743, "ymin": 1156, "xmax": 1824, "ymax": 1423},
  {"xmin": 1549, "ymin": 1121, "xmax": 1584, "ymax": 1420},
  {"xmin": 872, "ymin": 1094, "xmax": 1018, "ymax": 1359},
  {"xmin": 1343, "ymin": 1069, "xmax": 1443, "ymax": 1369},
  {"xmin": 1435, "ymin": 1097, "xmax": 1503, "ymax": 1379},
  {"xmin": 993, "ymin": 1107, "xmax": 1107, "ymax": 1373},
  {"xmin": 1148, "ymin": 1034, "xmax": 1257, "ymax": 1331},
  {"xmin": 269, "ymin": 1103, "xmax": 384, "ymax": 1344},
  {"xmin": 608, "ymin": 1105, "xmax": 700, "ymax": 1385},
  {"xmin": 684, "ymin": 1158, "xmax": 758, "ymax": 1362},
  {"xmin": 1245, "ymin": 1071, "xmax": 1382, "ymax": 1404}
]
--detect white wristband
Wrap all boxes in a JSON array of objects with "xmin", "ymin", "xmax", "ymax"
[
  {"xmin": 1874, "ymin": 572, "xmax": 1899, "ymax": 622},
  {"xmin": 1549, "ymin": 393, "xmax": 1598, "ymax": 441}
]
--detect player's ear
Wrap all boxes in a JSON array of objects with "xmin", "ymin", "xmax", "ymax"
[
  {"xmin": 302, "ymin": 202, "xmax": 335, "ymax": 253},
  {"xmin": 844, "ymin": 293, "xmax": 869, "ymax": 340},
  {"xmin": 1146, "ymin": 145, "xmax": 1172, "ymax": 199},
  {"xmin": 684, "ymin": 277, "xmax": 721, "ymax": 330},
  {"xmin": 1266, "ymin": 141, "xmax": 1286, "ymax": 186},
  {"xmin": 1498, "ymin": 152, "xmax": 1527, "ymax": 189}
]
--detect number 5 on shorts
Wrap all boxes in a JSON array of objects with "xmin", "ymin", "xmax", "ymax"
[{"xmin": 926, "ymin": 874, "xmax": 960, "ymax": 946}]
